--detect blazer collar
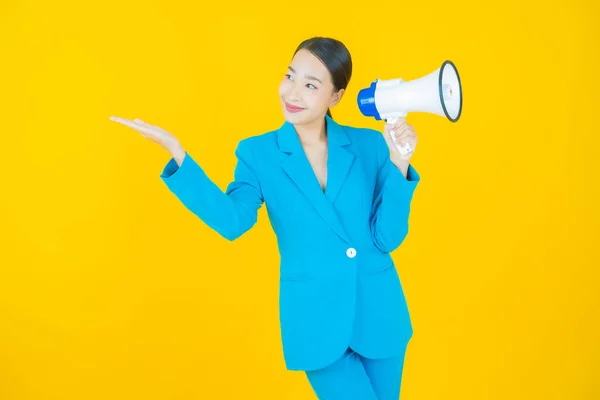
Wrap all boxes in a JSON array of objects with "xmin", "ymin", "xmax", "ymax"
[{"xmin": 276, "ymin": 114, "xmax": 355, "ymax": 243}]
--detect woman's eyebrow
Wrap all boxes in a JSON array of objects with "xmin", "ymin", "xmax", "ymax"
[{"xmin": 288, "ymin": 66, "xmax": 323, "ymax": 84}]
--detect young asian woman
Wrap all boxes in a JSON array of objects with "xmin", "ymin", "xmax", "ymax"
[{"xmin": 110, "ymin": 36, "xmax": 420, "ymax": 400}]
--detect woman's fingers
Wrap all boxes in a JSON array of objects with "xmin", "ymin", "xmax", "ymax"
[
  {"xmin": 110, "ymin": 116, "xmax": 140, "ymax": 129},
  {"xmin": 390, "ymin": 117, "xmax": 407, "ymax": 130},
  {"xmin": 392, "ymin": 126, "xmax": 411, "ymax": 141},
  {"xmin": 110, "ymin": 116, "xmax": 151, "ymax": 133},
  {"xmin": 133, "ymin": 118, "xmax": 151, "ymax": 127},
  {"xmin": 110, "ymin": 115, "xmax": 179, "ymax": 152},
  {"xmin": 396, "ymin": 132, "xmax": 416, "ymax": 145},
  {"xmin": 393, "ymin": 126, "xmax": 418, "ymax": 150},
  {"xmin": 132, "ymin": 118, "xmax": 166, "ymax": 134},
  {"xmin": 109, "ymin": 116, "xmax": 135, "ymax": 126},
  {"xmin": 390, "ymin": 119, "xmax": 412, "ymax": 136},
  {"xmin": 385, "ymin": 118, "xmax": 418, "ymax": 158}
]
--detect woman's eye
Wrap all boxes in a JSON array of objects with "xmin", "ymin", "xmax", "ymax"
[{"xmin": 284, "ymin": 74, "xmax": 315, "ymax": 89}]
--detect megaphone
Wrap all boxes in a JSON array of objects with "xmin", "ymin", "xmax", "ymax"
[{"xmin": 357, "ymin": 60, "xmax": 462, "ymax": 155}]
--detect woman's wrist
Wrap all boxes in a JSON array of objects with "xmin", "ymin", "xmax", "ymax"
[
  {"xmin": 391, "ymin": 157, "xmax": 409, "ymax": 179},
  {"xmin": 167, "ymin": 141, "xmax": 186, "ymax": 166}
]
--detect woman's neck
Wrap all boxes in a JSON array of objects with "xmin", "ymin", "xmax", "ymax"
[{"xmin": 294, "ymin": 117, "xmax": 327, "ymax": 146}]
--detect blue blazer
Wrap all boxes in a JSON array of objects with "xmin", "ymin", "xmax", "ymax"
[{"xmin": 160, "ymin": 114, "xmax": 420, "ymax": 371}]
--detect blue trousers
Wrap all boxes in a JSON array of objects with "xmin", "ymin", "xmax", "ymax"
[{"xmin": 305, "ymin": 346, "xmax": 407, "ymax": 400}]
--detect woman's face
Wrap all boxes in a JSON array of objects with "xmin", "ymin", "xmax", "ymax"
[{"xmin": 278, "ymin": 49, "xmax": 344, "ymax": 126}]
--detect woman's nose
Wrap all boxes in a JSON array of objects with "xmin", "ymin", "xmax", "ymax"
[{"xmin": 289, "ymin": 84, "xmax": 302, "ymax": 100}]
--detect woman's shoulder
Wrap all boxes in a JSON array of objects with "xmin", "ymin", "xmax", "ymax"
[
  {"xmin": 341, "ymin": 122, "xmax": 380, "ymax": 136},
  {"xmin": 233, "ymin": 128, "xmax": 279, "ymax": 163},
  {"xmin": 232, "ymin": 128, "xmax": 276, "ymax": 150},
  {"xmin": 338, "ymin": 122, "xmax": 383, "ymax": 150}
]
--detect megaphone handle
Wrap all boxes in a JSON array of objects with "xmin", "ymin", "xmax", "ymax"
[{"xmin": 385, "ymin": 117, "xmax": 413, "ymax": 156}]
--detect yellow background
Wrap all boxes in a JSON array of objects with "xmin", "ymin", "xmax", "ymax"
[{"xmin": 1, "ymin": 0, "xmax": 598, "ymax": 398}]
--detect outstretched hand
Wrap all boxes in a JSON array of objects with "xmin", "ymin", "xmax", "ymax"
[{"xmin": 109, "ymin": 116, "xmax": 180, "ymax": 153}]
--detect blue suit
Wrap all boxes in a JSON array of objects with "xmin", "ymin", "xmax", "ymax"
[{"xmin": 160, "ymin": 114, "xmax": 420, "ymax": 372}]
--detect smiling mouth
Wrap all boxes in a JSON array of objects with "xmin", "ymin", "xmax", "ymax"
[{"xmin": 285, "ymin": 102, "xmax": 305, "ymax": 110}]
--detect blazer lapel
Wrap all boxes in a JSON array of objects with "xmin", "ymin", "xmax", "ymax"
[{"xmin": 277, "ymin": 115, "xmax": 355, "ymax": 244}]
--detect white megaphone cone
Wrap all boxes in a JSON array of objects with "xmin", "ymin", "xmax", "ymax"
[{"xmin": 357, "ymin": 60, "xmax": 463, "ymax": 155}]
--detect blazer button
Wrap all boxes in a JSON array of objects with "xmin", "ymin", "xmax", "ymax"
[{"xmin": 346, "ymin": 247, "xmax": 357, "ymax": 258}]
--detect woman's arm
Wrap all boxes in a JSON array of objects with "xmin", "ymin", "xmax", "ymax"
[
  {"xmin": 109, "ymin": 116, "xmax": 263, "ymax": 241},
  {"xmin": 369, "ymin": 132, "xmax": 420, "ymax": 253},
  {"xmin": 161, "ymin": 139, "xmax": 264, "ymax": 241}
]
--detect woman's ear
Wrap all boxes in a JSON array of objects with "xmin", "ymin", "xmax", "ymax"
[{"xmin": 329, "ymin": 88, "xmax": 345, "ymax": 108}]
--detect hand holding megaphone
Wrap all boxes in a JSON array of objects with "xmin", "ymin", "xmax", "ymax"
[
  {"xmin": 383, "ymin": 117, "xmax": 418, "ymax": 160},
  {"xmin": 386, "ymin": 117, "xmax": 415, "ymax": 157}
]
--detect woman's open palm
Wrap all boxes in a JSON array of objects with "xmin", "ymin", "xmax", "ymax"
[{"xmin": 110, "ymin": 116, "xmax": 179, "ymax": 152}]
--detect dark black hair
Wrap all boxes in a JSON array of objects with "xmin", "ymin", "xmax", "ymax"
[{"xmin": 293, "ymin": 37, "xmax": 352, "ymax": 120}]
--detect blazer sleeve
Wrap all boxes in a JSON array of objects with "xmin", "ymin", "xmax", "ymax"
[
  {"xmin": 369, "ymin": 132, "xmax": 420, "ymax": 253},
  {"xmin": 159, "ymin": 139, "xmax": 264, "ymax": 241}
]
